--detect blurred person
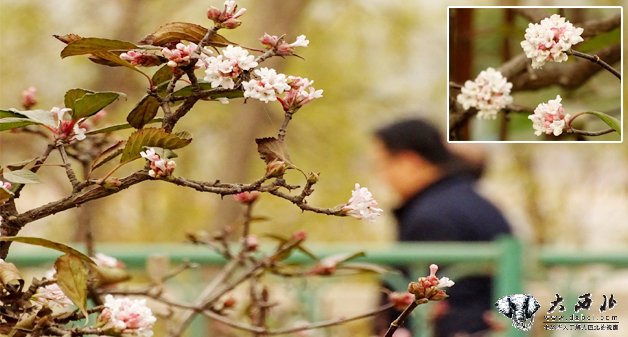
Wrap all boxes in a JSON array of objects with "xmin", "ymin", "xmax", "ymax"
[{"xmin": 372, "ymin": 118, "xmax": 512, "ymax": 337}]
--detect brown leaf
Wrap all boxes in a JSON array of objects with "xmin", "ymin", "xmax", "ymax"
[
  {"xmin": 60, "ymin": 37, "xmax": 137, "ymax": 58},
  {"xmin": 0, "ymin": 260, "xmax": 24, "ymax": 294},
  {"xmin": 139, "ymin": 22, "xmax": 233, "ymax": 47},
  {"xmin": 53, "ymin": 33, "xmax": 83, "ymax": 44},
  {"xmin": 54, "ymin": 254, "xmax": 89, "ymax": 318},
  {"xmin": 255, "ymin": 137, "xmax": 292, "ymax": 165}
]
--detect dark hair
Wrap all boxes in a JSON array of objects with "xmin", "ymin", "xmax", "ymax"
[{"xmin": 374, "ymin": 118, "xmax": 482, "ymax": 178}]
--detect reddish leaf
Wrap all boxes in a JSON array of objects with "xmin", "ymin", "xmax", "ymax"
[
  {"xmin": 60, "ymin": 37, "xmax": 137, "ymax": 58},
  {"xmin": 139, "ymin": 22, "xmax": 232, "ymax": 47}
]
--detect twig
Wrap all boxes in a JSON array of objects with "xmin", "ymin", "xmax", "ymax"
[
  {"xmin": 277, "ymin": 112, "xmax": 294, "ymax": 141},
  {"xmin": 384, "ymin": 298, "xmax": 429, "ymax": 337},
  {"xmin": 57, "ymin": 144, "xmax": 81, "ymax": 192},
  {"xmin": 570, "ymin": 128, "xmax": 615, "ymax": 136},
  {"xmin": 567, "ymin": 49, "xmax": 620, "ymax": 79}
]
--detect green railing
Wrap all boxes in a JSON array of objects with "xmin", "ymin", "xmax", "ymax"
[{"xmin": 6, "ymin": 236, "xmax": 628, "ymax": 337}]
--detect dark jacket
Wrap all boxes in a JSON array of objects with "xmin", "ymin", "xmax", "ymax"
[{"xmin": 394, "ymin": 174, "xmax": 512, "ymax": 337}]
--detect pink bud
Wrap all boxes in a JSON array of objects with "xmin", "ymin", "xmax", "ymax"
[
  {"xmin": 222, "ymin": 18, "xmax": 242, "ymax": 29},
  {"xmin": 389, "ymin": 292, "xmax": 415, "ymax": 310},
  {"xmin": 223, "ymin": 296, "xmax": 237, "ymax": 308},
  {"xmin": 207, "ymin": 7, "xmax": 222, "ymax": 21},
  {"xmin": 244, "ymin": 235, "xmax": 259, "ymax": 251},
  {"xmin": 260, "ymin": 33, "xmax": 280, "ymax": 48},
  {"xmin": 429, "ymin": 264, "xmax": 438, "ymax": 280},
  {"xmin": 292, "ymin": 230, "xmax": 307, "ymax": 241},
  {"xmin": 21, "ymin": 86, "xmax": 37, "ymax": 109},
  {"xmin": 266, "ymin": 160, "xmax": 287, "ymax": 178},
  {"xmin": 233, "ymin": 191, "xmax": 261, "ymax": 204}
]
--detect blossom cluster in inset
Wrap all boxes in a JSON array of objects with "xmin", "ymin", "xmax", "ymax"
[
  {"xmin": 521, "ymin": 14, "xmax": 584, "ymax": 69},
  {"xmin": 456, "ymin": 67, "xmax": 513, "ymax": 120},
  {"xmin": 528, "ymin": 95, "xmax": 571, "ymax": 136}
]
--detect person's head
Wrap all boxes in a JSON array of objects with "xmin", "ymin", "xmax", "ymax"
[{"xmin": 373, "ymin": 118, "xmax": 473, "ymax": 201}]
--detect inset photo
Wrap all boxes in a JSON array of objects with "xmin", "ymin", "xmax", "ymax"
[{"xmin": 448, "ymin": 7, "xmax": 622, "ymax": 142}]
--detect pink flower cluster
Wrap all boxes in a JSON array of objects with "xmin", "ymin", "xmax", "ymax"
[
  {"xmin": 203, "ymin": 45, "xmax": 258, "ymax": 89},
  {"xmin": 342, "ymin": 184, "xmax": 383, "ymax": 222},
  {"xmin": 0, "ymin": 181, "xmax": 11, "ymax": 194},
  {"xmin": 407, "ymin": 264, "xmax": 454, "ymax": 301},
  {"xmin": 98, "ymin": 295, "xmax": 156, "ymax": 337},
  {"xmin": 260, "ymin": 33, "xmax": 309, "ymax": 56},
  {"xmin": 279, "ymin": 76, "xmax": 323, "ymax": 112},
  {"xmin": 32, "ymin": 283, "xmax": 74, "ymax": 309},
  {"xmin": 528, "ymin": 95, "xmax": 571, "ymax": 136},
  {"xmin": 119, "ymin": 50, "xmax": 162, "ymax": 67},
  {"xmin": 521, "ymin": 14, "xmax": 584, "ymax": 69},
  {"xmin": 207, "ymin": 0, "xmax": 246, "ymax": 29},
  {"xmin": 162, "ymin": 42, "xmax": 198, "ymax": 68},
  {"xmin": 140, "ymin": 148, "xmax": 176, "ymax": 178}
]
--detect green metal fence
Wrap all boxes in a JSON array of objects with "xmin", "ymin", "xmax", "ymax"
[{"xmin": 6, "ymin": 236, "xmax": 628, "ymax": 337}]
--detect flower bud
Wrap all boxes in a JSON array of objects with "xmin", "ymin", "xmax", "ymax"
[
  {"xmin": 244, "ymin": 235, "xmax": 259, "ymax": 252},
  {"xmin": 389, "ymin": 292, "xmax": 415, "ymax": 310},
  {"xmin": 292, "ymin": 230, "xmax": 307, "ymax": 241},
  {"xmin": 222, "ymin": 18, "xmax": 242, "ymax": 29},
  {"xmin": 306, "ymin": 172, "xmax": 319, "ymax": 185},
  {"xmin": 207, "ymin": 7, "xmax": 222, "ymax": 21},
  {"xmin": 223, "ymin": 296, "xmax": 237, "ymax": 309},
  {"xmin": 233, "ymin": 191, "xmax": 261, "ymax": 204},
  {"xmin": 21, "ymin": 86, "xmax": 37, "ymax": 109},
  {"xmin": 265, "ymin": 160, "xmax": 287, "ymax": 178}
]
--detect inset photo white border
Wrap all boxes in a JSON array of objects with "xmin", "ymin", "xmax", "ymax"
[{"xmin": 447, "ymin": 6, "xmax": 623, "ymax": 143}]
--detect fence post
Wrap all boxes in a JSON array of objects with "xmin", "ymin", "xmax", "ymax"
[{"xmin": 495, "ymin": 236, "xmax": 525, "ymax": 337}]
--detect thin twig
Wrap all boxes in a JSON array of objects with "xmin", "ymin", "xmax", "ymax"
[
  {"xmin": 384, "ymin": 298, "xmax": 429, "ymax": 337},
  {"xmin": 57, "ymin": 144, "xmax": 81, "ymax": 193},
  {"xmin": 567, "ymin": 49, "xmax": 620, "ymax": 79}
]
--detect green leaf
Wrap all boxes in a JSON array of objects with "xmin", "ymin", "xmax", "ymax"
[
  {"xmin": 85, "ymin": 118, "xmax": 163, "ymax": 135},
  {"xmin": 0, "ymin": 260, "xmax": 23, "ymax": 294},
  {"xmin": 578, "ymin": 111, "xmax": 621, "ymax": 135},
  {"xmin": 60, "ymin": 37, "xmax": 137, "ymax": 58},
  {"xmin": 172, "ymin": 83, "xmax": 244, "ymax": 100},
  {"xmin": 3, "ymin": 169, "xmax": 40, "ymax": 184},
  {"xmin": 0, "ymin": 236, "xmax": 96, "ymax": 266},
  {"xmin": 0, "ymin": 109, "xmax": 35, "ymax": 131},
  {"xmin": 64, "ymin": 88, "xmax": 93, "ymax": 110},
  {"xmin": 54, "ymin": 254, "xmax": 89, "ymax": 318},
  {"xmin": 120, "ymin": 127, "xmax": 192, "ymax": 164},
  {"xmin": 139, "ymin": 22, "xmax": 233, "ymax": 47},
  {"xmin": 152, "ymin": 65, "xmax": 174, "ymax": 88},
  {"xmin": 127, "ymin": 95, "xmax": 161, "ymax": 129},
  {"xmin": 72, "ymin": 91, "xmax": 124, "ymax": 119}
]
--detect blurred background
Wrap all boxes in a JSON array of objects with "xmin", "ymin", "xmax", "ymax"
[{"xmin": 1, "ymin": 0, "xmax": 626, "ymax": 336}]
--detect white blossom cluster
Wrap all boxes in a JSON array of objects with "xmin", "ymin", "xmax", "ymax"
[
  {"xmin": 456, "ymin": 67, "xmax": 513, "ymax": 120},
  {"xmin": 98, "ymin": 295, "xmax": 156, "ymax": 337},
  {"xmin": 342, "ymin": 183, "xmax": 383, "ymax": 222},
  {"xmin": 520, "ymin": 14, "xmax": 584, "ymax": 69},
  {"xmin": 528, "ymin": 95, "xmax": 571, "ymax": 136}
]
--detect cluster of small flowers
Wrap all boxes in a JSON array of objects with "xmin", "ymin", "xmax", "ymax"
[
  {"xmin": 280, "ymin": 76, "xmax": 323, "ymax": 111},
  {"xmin": 162, "ymin": 42, "xmax": 199, "ymax": 68},
  {"xmin": 407, "ymin": 264, "xmax": 454, "ymax": 301},
  {"xmin": 528, "ymin": 95, "xmax": 571, "ymax": 136},
  {"xmin": 98, "ymin": 295, "xmax": 156, "ymax": 337},
  {"xmin": 207, "ymin": 0, "xmax": 246, "ymax": 29},
  {"xmin": 342, "ymin": 184, "xmax": 383, "ymax": 222},
  {"xmin": 242, "ymin": 67, "xmax": 290, "ymax": 103},
  {"xmin": 51, "ymin": 107, "xmax": 86, "ymax": 141},
  {"xmin": 32, "ymin": 283, "xmax": 74, "ymax": 309},
  {"xmin": 140, "ymin": 148, "xmax": 176, "ymax": 178},
  {"xmin": 203, "ymin": 45, "xmax": 258, "ymax": 89},
  {"xmin": 456, "ymin": 67, "xmax": 513, "ymax": 120},
  {"xmin": 521, "ymin": 14, "xmax": 584, "ymax": 69},
  {"xmin": 260, "ymin": 33, "xmax": 309, "ymax": 56}
]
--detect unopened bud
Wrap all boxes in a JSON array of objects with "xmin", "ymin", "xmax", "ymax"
[
  {"xmin": 222, "ymin": 18, "xmax": 242, "ymax": 29},
  {"xmin": 244, "ymin": 235, "xmax": 259, "ymax": 252},
  {"xmin": 207, "ymin": 7, "xmax": 222, "ymax": 22},
  {"xmin": 233, "ymin": 191, "xmax": 261, "ymax": 204},
  {"xmin": 266, "ymin": 160, "xmax": 287, "ymax": 178},
  {"xmin": 306, "ymin": 172, "xmax": 319, "ymax": 185},
  {"xmin": 389, "ymin": 292, "xmax": 415, "ymax": 310},
  {"xmin": 21, "ymin": 86, "xmax": 37, "ymax": 109},
  {"xmin": 223, "ymin": 296, "xmax": 237, "ymax": 309},
  {"xmin": 292, "ymin": 230, "xmax": 307, "ymax": 241}
]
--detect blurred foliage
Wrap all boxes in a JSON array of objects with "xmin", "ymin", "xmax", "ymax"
[{"xmin": 0, "ymin": 0, "xmax": 626, "ymax": 253}]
